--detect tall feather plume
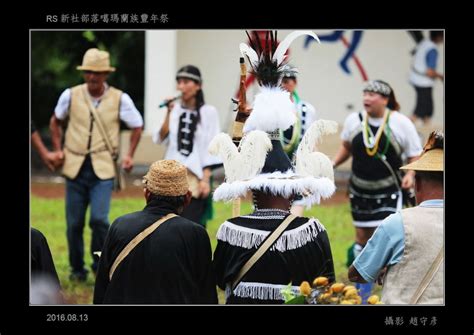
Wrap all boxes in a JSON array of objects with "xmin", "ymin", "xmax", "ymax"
[
  {"xmin": 208, "ymin": 131, "xmax": 272, "ymax": 183},
  {"xmin": 241, "ymin": 30, "xmax": 320, "ymax": 88},
  {"xmin": 240, "ymin": 30, "xmax": 282, "ymax": 87},
  {"xmin": 272, "ymin": 31, "xmax": 320, "ymax": 66},
  {"xmin": 295, "ymin": 120, "xmax": 338, "ymax": 181}
]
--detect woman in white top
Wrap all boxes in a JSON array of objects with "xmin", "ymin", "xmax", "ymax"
[
  {"xmin": 332, "ymin": 80, "xmax": 422, "ymax": 302},
  {"xmin": 154, "ymin": 65, "xmax": 222, "ymax": 227}
]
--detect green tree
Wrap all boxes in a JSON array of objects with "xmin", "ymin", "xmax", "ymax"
[{"xmin": 31, "ymin": 31, "xmax": 145, "ymax": 132}]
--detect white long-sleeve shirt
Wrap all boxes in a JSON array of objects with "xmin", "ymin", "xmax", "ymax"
[{"xmin": 153, "ymin": 104, "xmax": 222, "ymax": 179}]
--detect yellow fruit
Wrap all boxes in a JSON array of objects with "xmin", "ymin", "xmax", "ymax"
[
  {"xmin": 330, "ymin": 283, "xmax": 345, "ymax": 293},
  {"xmin": 344, "ymin": 288, "xmax": 359, "ymax": 298},
  {"xmin": 342, "ymin": 285, "xmax": 357, "ymax": 294},
  {"xmin": 375, "ymin": 301, "xmax": 384, "ymax": 304},
  {"xmin": 353, "ymin": 296, "xmax": 362, "ymax": 305},
  {"xmin": 313, "ymin": 276, "xmax": 329, "ymax": 287},
  {"xmin": 319, "ymin": 292, "xmax": 332, "ymax": 301},
  {"xmin": 345, "ymin": 298, "xmax": 358, "ymax": 304},
  {"xmin": 299, "ymin": 281, "xmax": 312, "ymax": 296},
  {"xmin": 367, "ymin": 295, "xmax": 380, "ymax": 305},
  {"xmin": 330, "ymin": 297, "xmax": 339, "ymax": 304},
  {"xmin": 340, "ymin": 300, "xmax": 354, "ymax": 305}
]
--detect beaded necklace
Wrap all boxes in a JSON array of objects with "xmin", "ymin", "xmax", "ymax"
[
  {"xmin": 279, "ymin": 91, "xmax": 302, "ymax": 155},
  {"xmin": 362, "ymin": 109, "xmax": 391, "ymax": 157}
]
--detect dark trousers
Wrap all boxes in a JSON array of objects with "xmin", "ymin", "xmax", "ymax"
[
  {"xmin": 181, "ymin": 197, "xmax": 208, "ymax": 227},
  {"xmin": 413, "ymin": 86, "xmax": 433, "ymax": 118},
  {"xmin": 65, "ymin": 156, "xmax": 113, "ymax": 274}
]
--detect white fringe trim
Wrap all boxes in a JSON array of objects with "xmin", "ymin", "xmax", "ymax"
[
  {"xmin": 216, "ymin": 218, "xmax": 326, "ymax": 252},
  {"xmin": 226, "ymin": 282, "xmax": 301, "ymax": 301},
  {"xmin": 213, "ymin": 170, "xmax": 336, "ymax": 205}
]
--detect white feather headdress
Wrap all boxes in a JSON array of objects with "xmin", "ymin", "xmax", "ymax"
[
  {"xmin": 240, "ymin": 30, "xmax": 319, "ymax": 133},
  {"xmin": 209, "ymin": 31, "xmax": 337, "ymax": 205}
]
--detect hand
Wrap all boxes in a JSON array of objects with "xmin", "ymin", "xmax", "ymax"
[
  {"xmin": 164, "ymin": 96, "xmax": 176, "ymax": 111},
  {"xmin": 377, "ymin": 267, "xmax": 388, "ymax": 285},
  {"xmin": 242, "ymin": 104, "xmax": 252, "ymax": 115},
  {"xmin": 198, "ymin": 180, "xmax": 211, "ymax": 199},
  {"xmin": 121, "ymin": 155, "xmax": 134, "ymax": 173},
  {"xmin": 42, "ymin": 150, "xmax": 64, "ymax": 171},
  {"xmin": 401, "ymin": 171, "xmax": 415, "ymax": 189}
]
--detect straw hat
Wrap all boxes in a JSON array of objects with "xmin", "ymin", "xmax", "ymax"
[
  {"xmin": 77, "ymin": 48, "xmax": 116, "ymax": 72},
  {"xmin": 400, "ymin": 131, "xmax": 443, "ymax": 172},
  {"xmin": 142, "ymin": 160, "xmax": 189, "ymax": 196}
]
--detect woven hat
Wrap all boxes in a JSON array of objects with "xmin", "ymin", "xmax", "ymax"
[
  {"xmin": 209, "ymin": 31, "xmax": 337, "ymax": 206},
  {"xmin": 142, "ymin": 160, "xmax": 189, "ymax": 196},
  {"xmin": 400, "ymin": 131, "xmax": 443, "ymax": 172},
  {"xmin": 77, "ymin": 48, "xmax": 116, "ymax": 72}
]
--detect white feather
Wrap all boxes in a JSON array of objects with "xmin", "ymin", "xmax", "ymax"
[
  {"xmin": 273, "ymin": 31, "xmax": 320, "ymax": 66},
  {"xmin": 243, "ymin": 87, "xmax": 296, "ymax": 133},
  {"xmin": 239, "ymin": 43, "xmax": 259, "ymax": 69},
  {"xmin": 213, "ymin": 170, "xmax": 336, "ymax": 205},
  {"xmin": 208, "ymin": 131, "xmax": 272, "ymax": 183},
  {"xmin": 295, "ymin": 120, "xmax": 338, "ymax": 181},
  {"xmin": 238, "ymin": 130, "xmax": 273, "ymax": 180}
]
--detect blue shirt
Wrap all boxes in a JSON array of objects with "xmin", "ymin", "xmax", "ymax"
[
  {"xmin": 353, "ymin": 199, "xmax": 444, "ymax": 282},
  {"xmin": 426, "ymin": 48, "xmax": 438, "ymax": 70}
]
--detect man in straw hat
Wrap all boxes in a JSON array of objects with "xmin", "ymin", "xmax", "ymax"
[
  {"xmin": 349, "ymin": 131, "xmax": 444, "ymax": 304},
  {"xmin": 210, "ymin": 31, "xmax": 336, "ymax": 304},
  {"xmin": 94, "ymin": 160, "xmax": 217, "ymax": 304},
  {"xmin": 49, "ymin": 48, "xmax": 144, "ymax": 281}
]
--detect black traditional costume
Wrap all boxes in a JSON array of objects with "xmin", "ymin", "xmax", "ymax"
[{"xmin": 93, "ymin": 160, "xmax": 217, "ymax": 304}]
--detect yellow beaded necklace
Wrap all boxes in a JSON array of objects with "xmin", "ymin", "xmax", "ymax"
[{"xmin": 363, "ymin": 109, "xmax": 390, "ymax": 157}]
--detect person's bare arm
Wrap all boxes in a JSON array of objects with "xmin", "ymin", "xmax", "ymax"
[
  {"xmin": 31, "ymin": 131, "xmax": 61, "ymax": 171},
  {"xmin": 401, "ymin": 156, "xmax": 419, "ymax": 189},
  {"xmin": 348, "ymin": 264, "xmax": 367, "ymax": 283},
  {"xmin": 198, "ymin": 167, "xmax": 212, "ymax": 199},
  {"xmin": 122, "ymin": 127, "xmax": 143, "ymax": 173},
  {"xmin": 49, "ymin": 115, "xmax": 63, "ymax": 152},
  {"xmin": 332, "ymin": 141, "xmax": 352, "ymax": 168},
  {"xmin": 427, "ymin": 68, "xmax": 443, "ymax": 81},
  {"xmin": 159, "ymin": 101, "xmax": 175, "ymax": 142}
]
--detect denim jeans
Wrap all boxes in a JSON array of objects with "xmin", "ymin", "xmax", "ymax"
[{"xmin": 65, "ymin": 156, "xmax": 113, "ymax": 275}]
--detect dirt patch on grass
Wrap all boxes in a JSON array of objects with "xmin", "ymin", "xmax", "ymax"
[
  {"xmin": 31, "ymin": 182, "xmax": 350, "ymax": 205},
  {"xmin": 31, "ymin": 182, "xmax": 145, "ymax": 199}
]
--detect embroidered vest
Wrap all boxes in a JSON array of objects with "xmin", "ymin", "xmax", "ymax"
[
  {"xmin": 62, "ymin": 84, "xmax": 122, "ymax": 179},
  {"xmin": 382, "ymin": 205, "xmax": 444, "ymax": 304}
]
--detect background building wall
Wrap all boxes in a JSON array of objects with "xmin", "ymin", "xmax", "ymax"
[{"xmin": 130, "ymin": 30, "xmax": 443, "ymax": 170}]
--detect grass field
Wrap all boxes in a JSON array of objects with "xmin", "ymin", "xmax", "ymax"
[{"xmin": 31, "ymin": 194, "xmax": 360, "ymax": 304}]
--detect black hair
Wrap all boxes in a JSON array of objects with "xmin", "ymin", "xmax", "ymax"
[
  {"xmin": 176, "ymin": 65, "xmax": 205, "ymax": 124},
  {"xmin": 430, "ymin": 31, "xmax": 444, "ymax": 41},
  {"xmin": 374, "ymin": 79, "xmax": 401, "ymax": 111},
  {"xmin": 415, "ymin": 171, "xmax": 444, "ymax": 185},
  {"xmin": 147, "ymin": 193, "xmax": 187, "ymax": 210}
]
